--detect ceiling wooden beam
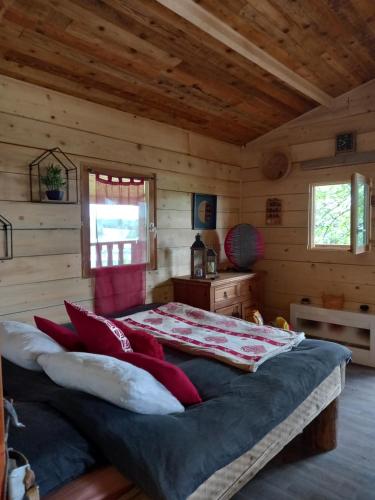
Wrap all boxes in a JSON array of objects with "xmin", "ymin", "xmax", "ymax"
[{"xmin": 155, "ymin": 0, "xmax": 334, "ymax": 108}]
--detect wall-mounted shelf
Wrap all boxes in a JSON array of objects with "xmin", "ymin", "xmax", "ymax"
[
  {"xmin": 0, "ymin": 214, "xmax": 12, "ymax": 260},
  {"xmin": 290, "ymin": 303, "xmax": 375, "ymax": 367},
  {"xmin": 300, "ymin": 150, "xmax": 375, "ymax": 171},
  {"xmin": 29, "ymin": 147, "xmax": 78, "ymax": 204}
]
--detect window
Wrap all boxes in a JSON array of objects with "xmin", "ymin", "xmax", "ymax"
[
  {"xmin": 82, "ymin": 167, "xmax": 156, "ymax": 276},
  {"xmin": 309, "ymin": 173, "xmax": 371, "ymax": 254}
]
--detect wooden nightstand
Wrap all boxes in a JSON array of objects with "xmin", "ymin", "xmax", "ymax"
[{"xmin": 171, "ymin": 272, "xmax": 264, "ymax": 321}]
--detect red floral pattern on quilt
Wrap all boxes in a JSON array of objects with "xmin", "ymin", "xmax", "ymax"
[
  {"xmin": 204, "ymin": 336, "xmax": 228, "ymax": 344},
  {"xmin": 172, "ymin": 327, "xmax": 193, "ymax": 335},
  {"xmin": 241, "ymin": 345, "xmax": 267, "ymax": 354},
  {"xmin": 144, "ymin": 317, "xmax": 164, "ymax": 325}
]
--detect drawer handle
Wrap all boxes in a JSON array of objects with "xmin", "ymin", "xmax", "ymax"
[{"xmin": 224, "ymin": 291, "xmax": 228, "ymax": 298}]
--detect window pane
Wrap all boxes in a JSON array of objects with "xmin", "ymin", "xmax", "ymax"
[
  {"xmin": 351, "ymin": 172, "xmax": 370, "ymax": 254},
  {"xmin": 88, "ymin": 173, "xmax": 148, "ymax": 268},
  {"xmin": 313, "ymin": 184, "xmax": 351, "ymax": 246}
]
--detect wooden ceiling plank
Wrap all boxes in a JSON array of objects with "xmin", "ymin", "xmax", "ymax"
[
  {"xmin": 239, "ymin": 0, "xmax": 355, "ymax": 93},
  {"xmin": 164, "ymin": 64, "xmax": 296, "ymax": 127},
  {"xmin": 0, "ymin": 55, "xmax": 127, "ymax": 107},
  {"xmin": 269, "ymin": 0, "xmax": 374, "ymax": 88},
  {"xmin": 69, "ymin": 0, "xmax": 314, "ymax": 117},
  {"xmin": 45, "ymin": 0, "xmax": 182, "ymax": 69},
  {"xmin": 154, "ymin": 0, "xmax": 334, "ymax": 106},
  {"xmin": 0, "ymin": 40, "xmax": 256, "ymax": 143},
  {"xmin": 9, "ymin": 26, "xmax": 268, "ymax": 131},
  {"xmin": 66, "ymin": 20, "xmax": 181, "ymax": 70},
  {"xmin": 4, "ymin": 7, "xmax": 176, "ymax": 78},
  {"xmin": 201, "ymin": 0, "xmax": 326, "ymax": 89},
  {"xmin": 120, "ymin": 1, "xmax": 314, "ymax": 119},
  {"xmin": 6, "ymin": 5, "xmax": 257, "ymax": 128},
  {"xmin": 36, "ymin": 4, "xmax": 306, "ymax": 127},
  {"xmin": 202, "ymin": 0, "xmax": 375, "ymax": 96},
  {"xmin": 324, "ymin": 0, "xmax": 375, "ymax": 66},
  {"xmin": 160, "ymin": 64, "xmax": 290, "ymax": 131}
]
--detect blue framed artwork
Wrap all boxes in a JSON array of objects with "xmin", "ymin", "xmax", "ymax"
[{"xmin": 192, "ymin": 193, "xmax": 217, "ymax": 230}]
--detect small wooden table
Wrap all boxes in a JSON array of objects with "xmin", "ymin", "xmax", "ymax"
[{"xmin": 172, "ymin": 272, "xmax": 264, "ymax": 321}]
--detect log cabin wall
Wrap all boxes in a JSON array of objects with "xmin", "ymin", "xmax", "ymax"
[
  {"xmin": 241, "ymin": 80, "xmax": 375, "ymax": 321},
  {"xmin": 0, "ymin": 75, "xmax": 242, "ymax": 324}
]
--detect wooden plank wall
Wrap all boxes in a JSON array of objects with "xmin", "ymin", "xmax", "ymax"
[
  {"xmin": 241, "ymin": 79, "xmax": 375, "ymax": 321},
  {"xmin": 0, "ymin": 75, "xmax": 241, "ymax": 324}
]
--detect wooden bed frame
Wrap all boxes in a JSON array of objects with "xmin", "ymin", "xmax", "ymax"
[
  {"xmin": 0, "ymin": 357, "xmax": 343, "ymax": 500},
  {"xmin": 44, "ymin": 368, "xmax": 342, "ymax": 500},
  {"xmin": 43, "ymin": 400, "xmax": 338, "ymax": 500}
]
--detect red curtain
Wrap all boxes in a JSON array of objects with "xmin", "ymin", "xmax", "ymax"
[
  {"xmin": 92, "ymin": 173, "xmax": 147, "ymax": 315},
  {"xmin": 94, "ymin": 264, "xmax": 146, "ymax": 316},
  {"xmin": 95, "ymin": 174, "xmax": 145, "ymax": 205}
]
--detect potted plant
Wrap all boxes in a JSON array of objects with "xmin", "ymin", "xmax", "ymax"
[{"xmin": 40, "ymin": 164, "xmax": 66, "ymax": 201}]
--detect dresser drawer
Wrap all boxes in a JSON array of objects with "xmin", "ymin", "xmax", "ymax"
[
  {"xmin": 215, "ymin": 303, "xmax": 242, "ymax": 318},
  {"xmin": 172, "ymin": 272, "xmax": 264, "ymax": 318},
  {"xmin": 214, "ymin": 284, "xmax": 238, "ymax": 305}
]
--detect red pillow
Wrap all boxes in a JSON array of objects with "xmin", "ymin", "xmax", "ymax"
[
  {"xmin": 112, "ymin": 319, "xmax": 164, "ymax": 360},
  {"xmin": 64, "ymin": 301, "xmax": 132, "ymax": 355},
  {"xmin": 112, "ymin": 350, "xmax": 201, "ymax": 406},
  {"xmin": 34, "ymin": 316, "xmax": 84, "ymax": 351}
]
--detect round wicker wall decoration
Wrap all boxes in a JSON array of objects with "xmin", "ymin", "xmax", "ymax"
[{"xmin": 261, "ymin": 151, "xmax": 291, "ymax": 181}]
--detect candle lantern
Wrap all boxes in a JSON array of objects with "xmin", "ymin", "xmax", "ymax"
[
  {"xmin": 190, "ymin": 233, "xmax": 206, "ymax": 279},
  {"xmin": 206, "ymin": 248, "xmax": 218, "ymax": 279}
]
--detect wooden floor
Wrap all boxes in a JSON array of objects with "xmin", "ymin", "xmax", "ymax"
[{"xmin": 234, "ymin": 364, "xmax": 375, "ymax": 500}]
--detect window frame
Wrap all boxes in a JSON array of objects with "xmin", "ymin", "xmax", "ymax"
[
  {"xmin": 308, "ymin": 180, "xmax": 351, "ymax": 251},
  {"xmin": 81, "ymin": 164, "xmax": 157, "ymax": 278},
  {"xmin": 351, "ymin": 172, "xmax": 371, "ymax": 255},
  {"xmin": 308, "ymin": 174, "xmax": 371, "ymax": 253}
]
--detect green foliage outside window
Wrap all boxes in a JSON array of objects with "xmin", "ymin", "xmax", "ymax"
[{"xmin": 313, "ymin": 183, "xmax": 351, "ymax": 246}]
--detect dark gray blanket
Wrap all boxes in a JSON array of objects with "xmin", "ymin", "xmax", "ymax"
[{"xmin": 4, "ymin": 339, "xmax": 350, "ymax": 500}]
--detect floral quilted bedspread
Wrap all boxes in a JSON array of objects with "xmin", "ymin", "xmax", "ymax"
[{"xmin": 120, "ymin": 302, "xmax": 305, "ymax": 372}]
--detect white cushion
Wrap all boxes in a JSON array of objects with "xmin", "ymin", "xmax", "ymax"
[
  {"xmin": 37, "ymin": 352, "xmax": 185, "ymax": 415},
  {"xmin": 0, "ymin": 321, "xmax": 64, "ymax": 371}
]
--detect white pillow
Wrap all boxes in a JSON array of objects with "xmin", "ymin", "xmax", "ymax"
[
  {"xmin": 37, "ymin": 352, "xmax": 184, "ymax": 415},
  {"xmin": 0, "ymin": 321, "xmax": 64, "ymax": 371}
]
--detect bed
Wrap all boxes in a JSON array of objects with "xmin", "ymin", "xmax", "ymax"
[{"xmin": 3, "ymin": 304, "xmax": 350, "ymax": 500}]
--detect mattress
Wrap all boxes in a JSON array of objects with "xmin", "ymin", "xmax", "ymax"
[{"xmin": 119, "ymin": 364, "xmax": 344, "ymax": 500}]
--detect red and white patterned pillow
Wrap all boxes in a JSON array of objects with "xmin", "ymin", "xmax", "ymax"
[{"xmin": 64, "ymin": 301, "xmax": 132, "ymax": 355}]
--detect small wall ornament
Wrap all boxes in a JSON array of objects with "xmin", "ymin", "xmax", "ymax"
[
  {"xmin": 266, "ymin": 198, "xmax": 282, "ymax": 225},
  {"xmin": 29, "ymin": 147, "xmax": 78, "ymax": 204},
  {"xmin": 192, "ymin": 193, "xmax": 217, "ymax": 230}
]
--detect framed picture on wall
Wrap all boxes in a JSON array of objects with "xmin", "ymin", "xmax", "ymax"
[{"xmin": 192, "ymin": 193, "xmax": 217, "ymax": 230}]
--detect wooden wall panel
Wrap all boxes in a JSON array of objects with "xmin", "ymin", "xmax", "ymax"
[
  {"xmin": 0, "ymin": 75, "xmax": 242, "ymax": 166},
  {"xmin": 0, "ymin": 76, "xmax": 241, "ymax": 324},
  {"xmin": 241, "ymin": 80, "xmax": 375, "ymax": 320}
]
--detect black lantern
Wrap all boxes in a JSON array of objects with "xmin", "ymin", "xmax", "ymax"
[
  {"xmin": 29, "ymin": 147, "xmax": 78, "ymax": 204},
  {"xmin": 191, "ymin": 233, "xmax": 206, "ymax": 279},
  {"xmin": 206, "ymin": 248, "xmax": 218, "ymax": 279}
]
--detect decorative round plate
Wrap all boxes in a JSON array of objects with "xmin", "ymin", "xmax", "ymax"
[{"xmin": 261, "ymin": 151, "xmax": 291, "ymax": 180}]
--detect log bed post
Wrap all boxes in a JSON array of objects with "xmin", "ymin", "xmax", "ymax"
[{"xmin": 303, "ymin": 398, "xmax": 338, "ymax": 453}]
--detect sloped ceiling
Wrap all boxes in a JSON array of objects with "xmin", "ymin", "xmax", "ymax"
[{"xmin": 0, "ymin": 0, "xmax": 374, "ymax": 144}]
